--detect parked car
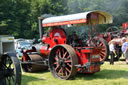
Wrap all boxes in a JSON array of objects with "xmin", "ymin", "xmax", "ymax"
[{"xmin": 15, "ymin": 39, "xmax": 33, "ymax": 57}]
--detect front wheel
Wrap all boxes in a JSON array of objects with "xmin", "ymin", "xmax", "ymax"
[
  {"xmin": 49, "ymin": 44, "xmax": 78, "ymax": 80},
  {"xmin": 0, "ymin": 53, "xmax": 21, "ymax": 85}
]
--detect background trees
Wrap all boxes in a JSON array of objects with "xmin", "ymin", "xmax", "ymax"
[{"xmin": 0, "ymin": 0, "xmax": 128, "ymax": 39}]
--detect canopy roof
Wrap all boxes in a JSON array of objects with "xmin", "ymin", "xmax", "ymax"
[{"xmin": 42, "ymin": 11, "xmax": 113, "ymax": 27}]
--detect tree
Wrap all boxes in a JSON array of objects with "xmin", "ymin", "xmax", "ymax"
[{"xmin": 1, "ymin": 0, "xmax": 128, "ymax": 38}]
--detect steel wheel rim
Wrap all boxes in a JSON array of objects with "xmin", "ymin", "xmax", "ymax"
[
  {"xmin": 93, "ymin": 37, "xmax": 109, "ymax": 61},
  {"xmin": 106, "ymin": 26, "xmax": 120, "ymax": 33},
  {"xmin": 98, "ymin": 41, "xmax": 106, "ymax": 61},
  {"xmin": 0, "ymin": 54, "xmax": 21, "ymax": 85},
  {"xmin": 95, "ymin": 38, "xmax": 108, "ymax": 61},
  {"xmin": 49, "ymin": 45, "xmax": 78, "ymax": 79},
  {"xmin": 55, "ymin": 47, "xmax": 72, "ymax": 79},
  {"xmin": 0, "ymin": 56, "xmax": 15, "ymax": 85}
]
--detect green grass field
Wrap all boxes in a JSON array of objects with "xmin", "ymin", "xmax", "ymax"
[{"xmin": 21, "ymin": 60, "xmax": 128, "ymax": 85}]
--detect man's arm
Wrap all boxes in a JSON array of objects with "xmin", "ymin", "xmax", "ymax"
[{"xmin": 124, "ymin": 46, "xmax": 128, "ymax": 54}]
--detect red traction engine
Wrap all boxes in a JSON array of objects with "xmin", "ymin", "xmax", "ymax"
[{"xmin": 21, "ymin": 11, "xmax": 113, "ymax": 79}]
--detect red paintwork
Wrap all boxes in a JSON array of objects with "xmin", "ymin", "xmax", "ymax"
[
  {"xmin": 40, "ymin": 27, "xmax": 67, "ymax": 56},
  {"xmin": 75, "ymin": 47, "xmax": 101, "ymax": 73},
  {"xmin": 23, "ymin": 27, "xmax": 101, "ymax": 74},
  {"xmin": 98, "ymin": 33, "xmax": 112, "ymax": 43},
  {"xmin": 22, "ymin": 49, "xmax": 36, "ymax": 61},
  {"xmin": 40, "ymin": 45, "xmax": 50, "ymax": 56},
  {"xmin": 42, "ymin": 27, "xmax": 66, "ymax": 48},
  {"xmin": 122, "ymin": 23, "xmax": 128, "ymax": 32}
]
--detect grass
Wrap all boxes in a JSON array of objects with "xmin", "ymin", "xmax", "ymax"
[{"xmin": 21, "ymin": 60, "xmax": 128, "ymax": 85}]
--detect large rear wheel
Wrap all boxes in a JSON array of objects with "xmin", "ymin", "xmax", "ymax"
[
  {"xmin": 106, "ymin": 26, "xmax": 120, "ymax": 34},
  {"xmin": 98, "ymin": 38, "xmax": 109, "ymax": 61},
  {"xmin": 0, "ymin": 53, "xmax": 21, "ymax": 85},
  {"xmin": 49, "ymin": 44, "xmax": 78, "ymax": 80},
  {"xmin": 93, "ymin": 37, "xmax": 109, "ymax": 61}
]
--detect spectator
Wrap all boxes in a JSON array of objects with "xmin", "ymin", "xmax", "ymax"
[
  {"xmin": 121, "ymin": 37, "xmax": 128, "ymax": 64},
  {"xmin": 109, "ymin": 40, "xmax": 117, "ymax": 65}
]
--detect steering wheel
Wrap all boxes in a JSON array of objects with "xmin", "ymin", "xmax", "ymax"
[{"xmin": 106, "ymin": 26, "xmax": 120, "ymax": 34}]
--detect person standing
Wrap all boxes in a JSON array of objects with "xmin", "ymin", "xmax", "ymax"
[
  {"xmin": 109, "ymin": 40, "xmax": 117, "ymax": 65},
  {"xmin": 121, "ymin": 37, "xmax": 128, "ymax": 64}
]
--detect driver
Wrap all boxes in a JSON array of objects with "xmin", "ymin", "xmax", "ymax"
[
  {"xmin": 72, "ymin": 31, "xmax": 79, "ymax": 41},
  {"xmin": 68, "ymin": 31, "xmax": 81, "ymax": 46}
]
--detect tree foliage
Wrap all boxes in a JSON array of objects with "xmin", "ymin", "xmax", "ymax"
[{"xmin": 0, "ymin": 0, "xmax": 128, "ymax": 38}]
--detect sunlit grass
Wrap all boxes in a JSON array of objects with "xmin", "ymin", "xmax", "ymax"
[{"xmin": 21, "ymin": 60, "xmax": 128, "ymax": 85}]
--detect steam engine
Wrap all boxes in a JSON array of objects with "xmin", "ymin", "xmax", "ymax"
[
  {"xmin": 21, "ymin": 11, "xmax": 108, "ymax": 79},
  {"xmin": 22, "ymin": 25, "xmax": 102, "ymax": 79}
]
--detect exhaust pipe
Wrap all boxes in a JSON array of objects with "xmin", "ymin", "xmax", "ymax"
[{"xmin": 38, "ymin": 17, "xmax": 44, "ymax": 40}]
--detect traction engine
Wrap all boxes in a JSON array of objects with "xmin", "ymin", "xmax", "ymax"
[
  {"xmin": 0, "ymin": 35, "xmax": 21, "ymax": 85},
  {"xmin": 98, "ymin": 23, "xmax": 128, "ymax": 61},
  {"xmin": 21, "ymin": 11, "xmax": 113, "ymax": 79}
]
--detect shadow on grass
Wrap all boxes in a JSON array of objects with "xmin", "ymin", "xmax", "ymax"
[
  {"xmin": 75, "ymin": 69, "xmax": 128, "ymax": 80},
  {"xmin": 106, "ymin": 58, "xmax": 125, "ymax": 62},
  {"xmin": 21, "ymin": 75, "xmax": 45, "ymax": 85},
  {"xmin": 21, "ymin": 70, "xmax": 49, "ymax": 85},
  {"xmin": 119, "ymin": 59, "xmax": 125, "ymax": 61}
]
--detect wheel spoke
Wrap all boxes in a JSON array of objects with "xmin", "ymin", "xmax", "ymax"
[
  {"xmin": 55, "ymin": 56, "xmax": 59, "ymax": 61},
  {"xmin": 61, "ymin": 68, "xmax": 64, "ymax": 77},
  {"xmin": 58, "ymin": 68, "xmax": 62, "ymax": 76},
  {"xmin": 8, "ymin": 62, "xmax": 12, "ymax": 69},
  {"xmin": 65, "ymin": 60, "xmax": 71, "ymax": 63},
  {"xmin": 54, "ymin": 61, "xmax": 59, "ymax": 65},
  {"xmin": 55, "ymin": 65, "xmax": 59, "ymax": 71},
  {"xmin": 99, "ymin": 42, "xmax": 103, "ymax": 46},
  {"xmin": 100, "ymin": 51, "xmax": 106, "ymax": 55},
  {"xmin": 67, "ymin": 63, "xmax": 72, "ymax": 68},
  {"xmin": 58, "ymin": 50, "xmax": 62, "ymax": 58},
  {"xmin": 65, "ymin": 67, "xmax": 71, "ymax": 73},
  {"xmin": 3, "ymin": 57, "xmax": 12, "ymax": 69},
  {"xmin": 63, "ymin": 51, "xmax": 67, "ymax": 59},
  {"xmin": 100, "ymin": 55, "xmax": 104, "ymax": 58},
  {"xmin": 100, "ymin": 53, "xmax": 104, "ymax": 57},
  {"xmin": 65, "ymin": 70, "xmax": 68, "ymax": 77},
  {"xmin": 7, "ymin": 77, "xmax": 11, "ymax": 85},
  {"xmin": 65, "ymin": 56, "xmax": 70, "ymax": 61},
  {"xmin": 101, "ymin": 48, "xmax": 106, "ymax": 51},
  {"xmin": 100, "ymin": 52, "xmax": 105, "ymax": 58},
  {"xmin": 11, "ymin": 76, "xmax": 14, "ymax": 82}
]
